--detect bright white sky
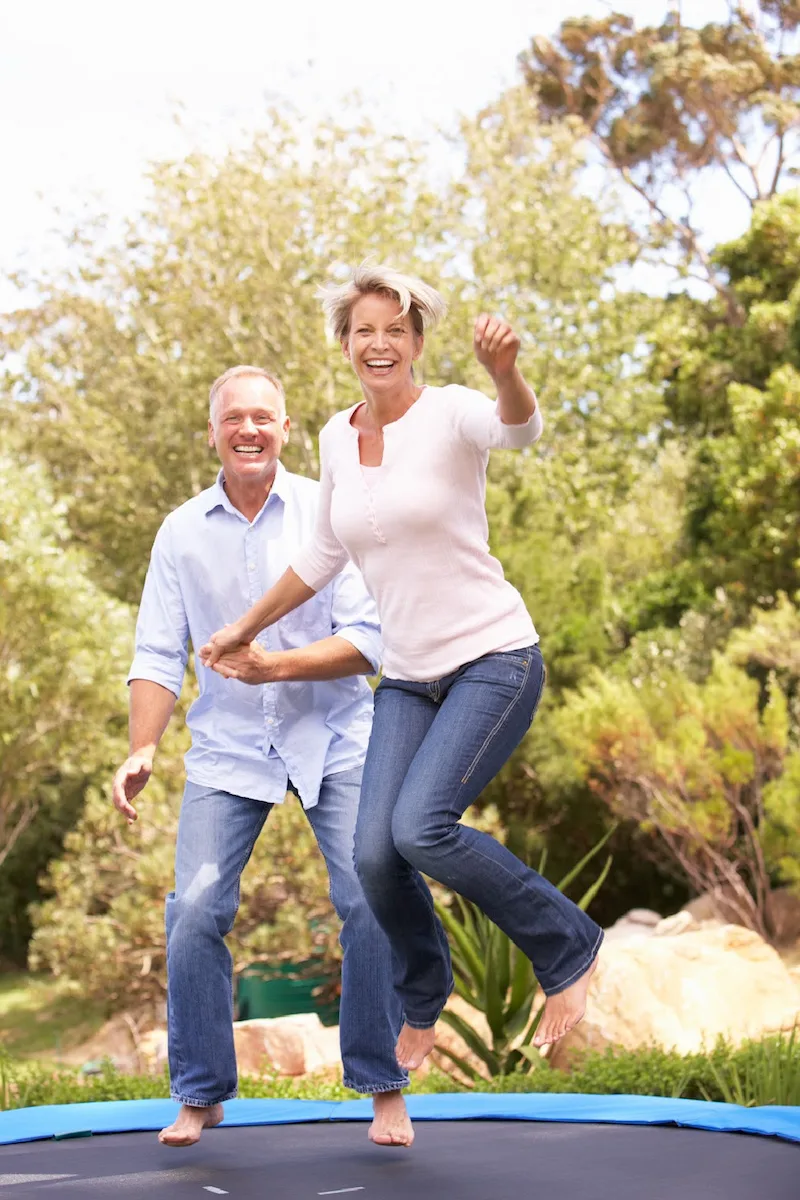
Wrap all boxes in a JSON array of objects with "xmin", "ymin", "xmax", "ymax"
[{"xmin": 1, "ymin": 0, "xmax": 741, "ymax": 309}]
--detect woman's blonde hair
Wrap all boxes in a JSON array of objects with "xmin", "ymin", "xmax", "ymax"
[{"xmin": 319, "ymin": 262, "xmax": 447, "ymax": 341}]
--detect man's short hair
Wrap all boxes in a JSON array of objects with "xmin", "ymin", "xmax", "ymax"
[{"xmin": 209, "ymin": 365, "xmax": 286, "ymax": 421}]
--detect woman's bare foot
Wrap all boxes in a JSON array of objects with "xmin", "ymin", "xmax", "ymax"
[
  {"xmin": 369, "ymin": 1090, "xmax": 414, "ymax": 1147},
  {"xmin": 396, "ymin": 1022, "xmax": 436, "ymax": 1070},
  {"xmin": 533, "ymin": 957, "xmax": 598, "ymax": 1047},
  {"xmin": 158, "ymin": 1102, "xmax": 224, "ymax": 1147}
]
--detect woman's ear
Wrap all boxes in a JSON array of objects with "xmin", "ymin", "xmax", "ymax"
[{"xmin": 413, "ymin": 334, "xmax": 425, "ymax": 362}]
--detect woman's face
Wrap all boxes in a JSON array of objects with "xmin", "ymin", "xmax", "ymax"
[{"xmin": 343, "ymin": 292, "xmax": 423, "ymax": 392}]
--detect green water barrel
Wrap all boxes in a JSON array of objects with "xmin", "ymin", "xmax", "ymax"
[{"xmin": 235, "ymin": 961, "xmax": 339, "ymax": 1026}]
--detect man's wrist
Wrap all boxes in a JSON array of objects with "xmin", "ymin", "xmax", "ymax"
[
  {"xmin": 128, "ymin": 744, "xmax": 156, "ymax": 763},
  {"xmin": 259, "ymin": 649, "xmax": 288, "ymax": 683}
]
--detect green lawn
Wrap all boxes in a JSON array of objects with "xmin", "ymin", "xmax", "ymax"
[{"xmin": 0, "ymin": 973, "xmax": 109, "ymax": 1061}]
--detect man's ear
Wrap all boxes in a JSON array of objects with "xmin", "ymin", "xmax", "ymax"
[
  {"xmin": 208, "ymin": 419, "xmax": 216, "ymax": 449},
  {"xmin": 282, "ymin": 415, "xmax": 291, "ymax": 444}
]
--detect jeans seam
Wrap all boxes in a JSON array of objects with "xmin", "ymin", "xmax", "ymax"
[
  {"xmin": 434, "ymin": 813, "xmax": 596, "ymax": 978},
  {"xmin": 544, "ymin": 928, "xmax": 604, "ymax": 995},
  {"xmin": 231, "ymin": 805, "xmax": 270, "ymax": 913},
  {"xmin": 460, "ymin": 653, "xmax": 533, "ymax": 785},
  {"xmin": 343, "ymin": 1078, "xmax": 410, "ymax": 1094},
  {"xmin": 171, "ymin": 1089, "xmax": 238, "ymax": 1106}
]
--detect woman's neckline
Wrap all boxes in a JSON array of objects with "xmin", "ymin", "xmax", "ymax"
[{"xmin": 348, "ymin": 385, "xmax": 430, "ymax": 434}]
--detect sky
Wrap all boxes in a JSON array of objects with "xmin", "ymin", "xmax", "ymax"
[{"xmin": 1, "ymin": 0, "xmax": 743, "ymax": 309}]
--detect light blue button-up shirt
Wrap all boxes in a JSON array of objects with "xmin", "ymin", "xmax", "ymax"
[{"xmin": 128, "ymin": 463, "xmax": 381, "ymax": 808}]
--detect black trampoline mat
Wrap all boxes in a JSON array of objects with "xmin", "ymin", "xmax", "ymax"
[{"xmin": 0, "ymin": 1120, "xmax": 797, "ymax": 1200}]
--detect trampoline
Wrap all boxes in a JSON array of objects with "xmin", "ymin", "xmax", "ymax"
[{"xmin": 1, "ymin": 1094, "xmax": 798, "ymax": 1199}]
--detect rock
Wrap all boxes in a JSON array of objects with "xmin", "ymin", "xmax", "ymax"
[
  {"xmin": 138, "ymin": 1029, "xmax": 168, "ymax": 1069},
  {"xmin": 603, "ymin": 909, "xmax": 663, "ymax": 943},
  {"xmin": 233, "ymin": 1014, "xmax": 341, "ymax": 1077},
  {"xmin": 789, "ymin": 965, "xmax": 800, "ymax": 1002},
  {"xmin": 549, "ymin": 923, "xmax": 800, "ymax": 1071},
  {"xmin": 652, "ymin": 911, "xmax": 701, "ymax": 937},
  {"xmin": 683, "ymin": 886, "xmax": 800, "ymax": 947}
]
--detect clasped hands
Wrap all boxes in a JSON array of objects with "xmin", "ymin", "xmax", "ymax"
[{"xmin": 198, "ymin": 624, "xmax": 278, "ymax": 685}]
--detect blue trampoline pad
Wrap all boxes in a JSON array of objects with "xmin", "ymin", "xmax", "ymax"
[{"xmin": 0, "ymin": 1095, "xmax": 797, "ymax": 1199}]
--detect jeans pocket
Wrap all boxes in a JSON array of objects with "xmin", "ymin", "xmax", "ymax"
[{"xmin": 460, "ymin": 655, "xmax": 533, "ymax": 785}]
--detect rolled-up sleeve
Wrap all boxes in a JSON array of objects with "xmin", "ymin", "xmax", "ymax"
[
  {"xmin": 127, "ymin": 518, "xmax": 189, "ymax": 697},
  {"xmin": 291, "ymin": 425, "xmax": 350, "ymax": 591},
  {"xmin": 329, "ymin": 561, "xmax": 382, "ymax": 676},
  {"xmin": 456, "ymin": 386, "xmax": 543, "ymax": 451}
]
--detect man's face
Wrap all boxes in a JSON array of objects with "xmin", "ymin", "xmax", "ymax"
[{"xmin": 208, "ymin": 375, "xmax": 290, "ymax": 486}]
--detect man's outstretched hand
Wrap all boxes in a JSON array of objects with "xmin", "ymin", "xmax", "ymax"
[
  {"xmin": 112, "ymin": 753, "xmax": 154, "ymax": 824},
  {"xmin": 210, "ymin": 642, "xmax": 282, "ymax": 685}
]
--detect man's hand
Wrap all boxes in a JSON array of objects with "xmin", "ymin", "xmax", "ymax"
[
  {"xmin": 198, "ymin": 622, "xmax": 250, "ymax": 668},
  {"xmin": 112, "ymin": 752, "xmax": 154, "ymax": 824},
  {"xmin": 473, "ymin": 314, "xmax": 520, "ymax": 381},
  {"xmin": 211, "ymin": 641, "xmax": 283, "ymax": 685}
]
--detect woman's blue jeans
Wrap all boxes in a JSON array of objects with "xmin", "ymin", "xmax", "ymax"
[{"xmin": 354, "ymin": 646, "xmax": 603, "ymax": 1028}]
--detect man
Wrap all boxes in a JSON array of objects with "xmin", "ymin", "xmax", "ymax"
[{"xmin": 112, "ymin": 365, "xmax": 414, "ymax": 1148}]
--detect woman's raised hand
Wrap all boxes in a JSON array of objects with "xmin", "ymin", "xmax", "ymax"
[{"xmin": 473, "ymin": 314, "xmax": 520, "ymax": 381}]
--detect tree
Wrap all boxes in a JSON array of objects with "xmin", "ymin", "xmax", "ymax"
[
  {"xmin": 653, "ymin": 192, "xmax": 800, "ymax": 605},
  {"xmin": 29, "ymin": 773, "xmax": 342, "ymax": 1012},
  {"xmin": 0, "ymin": 454, "xmax": 133, "ymax": 960},
  {"xmin": 520, "ymin": 3, "xmax": 800, "ymax": 318},
  {"xmin": 1, "ymin": 110, "xmax": 446, "ymax": 605},
  {"xmin": 540, "ymin": 597, "xmax": 800, "ymax": 942},
  {"xmin": 3, "ymin": 93, "xmax": 684, "ymax": 952}
]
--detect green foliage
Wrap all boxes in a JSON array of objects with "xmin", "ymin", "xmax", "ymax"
[
  {"xmin": 0, "ymin": 1050, "xmax": 354, "ymax": 1112},
  {"xmin": 0, "ymin": 455, "xmax": 134, "ymax": 961},
  {"xmin": 29, "ymin": 781, "xmax": 346, "ymax": 1010},
  {"xmin": 433, "ymin": 832, "xmax": 612, "ymax": 1082},
  {"xmin": 4, "ymin": 1035, "xmax": 800, "ymax": 1110},
  {"xmin": 0, "ymin": 974, "xmax": 110, "ymax": 1060},
  {"xmin": 520, "ymin": 3, "xmax": 800, "ymax": 307},
  {"xmin": 700, "ymin": 1027, "xmax": 800, "ymax": 1107},
  {"xmin": 541, "ymin": 598, "xmax": 800, "ymax": 941}
]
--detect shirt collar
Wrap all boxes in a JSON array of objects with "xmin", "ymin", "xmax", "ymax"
[{"xmin": 203, "ymin": 460, "xmax": 291, "ymax": 518}]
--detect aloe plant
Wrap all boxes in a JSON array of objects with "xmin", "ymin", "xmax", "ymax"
[{"xmin": 434, "ymin": 830, "xmax": 613, "ymax": 1082}]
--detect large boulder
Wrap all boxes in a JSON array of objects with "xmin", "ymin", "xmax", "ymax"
[
  {"xmin": 549, "ymin": 923, "xmax": 800, "ymax": 1070},
  {"xmin": 683, "ymin": 886, "xmax": 800, "ymax": 947},
  {"xmin": 137, "ymin": 1014, "xmax": 342, "ymax": 1078},
  {"xmin": 603, "ymin": 909, "xmax": 663, "ymax": 943},
  {"xmin": 233, "ymin": 1014, "xmax": 341, "ymax": 1076}
]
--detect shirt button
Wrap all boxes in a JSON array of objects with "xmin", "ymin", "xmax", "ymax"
[{"xmin": 247, "ymin": 562, "xmax": 255, "ymax": 571}]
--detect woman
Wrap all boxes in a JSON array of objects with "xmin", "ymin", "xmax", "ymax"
[{"xmin": 200, "ymin": 262, "xmax": 603, "ymax": 1078}]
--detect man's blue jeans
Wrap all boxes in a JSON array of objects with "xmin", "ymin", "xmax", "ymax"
[
  {"xmin": 354, "ymin": 646, "xmax": 604, "ymax": 1028},
  {"xmin": 165, "ymin": 768, "xmax": 407, "ymax": 1105}
]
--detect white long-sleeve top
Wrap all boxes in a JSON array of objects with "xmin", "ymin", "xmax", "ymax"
[{"xmin": 291, "ymin": 384, "xmax": 543, "ymax": 682}]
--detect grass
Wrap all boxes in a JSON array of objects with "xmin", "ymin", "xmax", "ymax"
[
  {"xmin": 0, "ymin": 973, "xmax": 110, "ymax": 1061},
  {"xmin": 3, "ymin": 1035, "xmax": 800, "ymax": 1112}
]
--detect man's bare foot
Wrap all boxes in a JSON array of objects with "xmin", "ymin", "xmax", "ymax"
[
  {"xmin": 395, "ymin": 1022, "xmax": 436, "ymax": 1070},
  {"xmin": 158, "ymin": 1102, "xmax": 224, "ymax": 1147},
  {"xmin": 369, "ymin": 1090, "xmax": 414, "ymax": 1147},
  {"xmin": 533, "ymin": 956, "xmax": 598, "ymax": 1047}
]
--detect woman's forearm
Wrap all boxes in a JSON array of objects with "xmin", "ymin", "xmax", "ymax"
[
  {"xmin": 239, "ymin": 568, "xmax": 317, "ymax": 639},
  {"xmin": 493, "ymin": 366, "xmax": 538, "ymax": 426}
]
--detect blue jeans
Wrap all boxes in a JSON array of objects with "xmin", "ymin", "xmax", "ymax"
[
  {"xmin": 165, "ymin": 767, "xmax": 407, "ymax": 1105},
  {"xmin": 354, "ymin": 646, "xmax": 604, "ymax": 1027}
]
